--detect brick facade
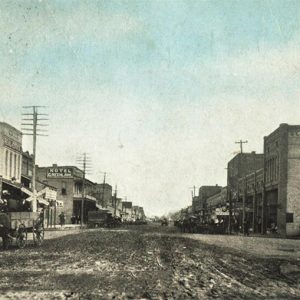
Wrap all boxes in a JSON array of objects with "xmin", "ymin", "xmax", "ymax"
[
  {"xmin": 36, "ymin": 165, "xmax": 97, "ymax": 224},
  {"xmin": 264, "ymin": 123, "xmax": 300, "ymax": 237}
]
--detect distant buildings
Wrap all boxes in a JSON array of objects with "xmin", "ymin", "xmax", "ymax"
[
  {"xmin": 192, "ymin": 185, "xmax": 222, "ymax": 220},
  {"xmin": 122, "ymin": 201, "xmax": 133, "ymax": 221},
  {"xmin": 94, "ymin": 183, "xmax": 112, "ymax": 208}
]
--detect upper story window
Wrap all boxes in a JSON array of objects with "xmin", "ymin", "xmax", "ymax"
[
  {"xmin": 9, "ymin": 152, "xmax": 12, "ymax": 178},
  {"xmin": 61, "ymin": 181, "xmax": 67, "ymax": 195},
  {"xmin": 13, "ymin": 154, "xmax": 17, "ymax": 178},
  {"xmin": 5, "ymin": 150, "xmax": 8, "ymax": 176},
  {"xmin": 74, "ymin": 183, "xmax": 81, "ymax": 195}
]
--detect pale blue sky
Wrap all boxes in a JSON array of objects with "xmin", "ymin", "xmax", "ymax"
[{"xmin": 1, "ymin": 0, "xmax": 300, "ymax": 216}]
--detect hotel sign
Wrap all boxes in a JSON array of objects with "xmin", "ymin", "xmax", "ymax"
[{"xmin": 47, "ymin": 168, "xmax": 73, "ymax": 178}]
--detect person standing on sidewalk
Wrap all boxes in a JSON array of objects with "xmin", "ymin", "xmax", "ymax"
[
  {"xmin": 59, "ymin": 212, "xmax": 65, "ymax": 227},
  {"xmin": 243, "ymin": 218, "xmax": 250, "ymax": 236}
]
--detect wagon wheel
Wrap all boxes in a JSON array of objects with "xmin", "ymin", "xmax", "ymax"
[
  {"xmin": 16, "ymin": 224, "xmax": 27, "ymax": 249},
  {"xmin": 33, "ymin": 225, "xmax": 44, "ymax": 246}
]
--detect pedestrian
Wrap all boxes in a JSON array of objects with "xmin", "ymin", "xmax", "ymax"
[
  {"xmin": 71, "ymin": 215, "xmax": 76, "ymax": 224},
  {"xmin": 243, "ymin": 218, "xmax": 249, "ymax": 236},
  {"xmin": 59, "ymin": 212, "xmax": 65, "ymax": 227},
  {"xmin": 232, "ymin": 217, "xmax": 238, "ymax": 233},
  {"xmin": 257, "ymin": 216, "xmax": 262, "ymax": 233},
  {"xmin": 76, "ymin": 215, "xmax": 81, "ymax": 224}
]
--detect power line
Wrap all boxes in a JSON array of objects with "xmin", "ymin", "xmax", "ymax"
[{"xmin": 21, "ymin": 106, "xmax": 49, "ymax": 212}]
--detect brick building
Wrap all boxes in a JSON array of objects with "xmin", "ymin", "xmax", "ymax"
[
  {"xmin": 237, "ymin": 168, "xmax": 264, "ymax": 233},
  {"xmin": 122, "ymin": 201, "xmax": 133, "ymax": 221},
  {"xmin": 0, "ymin": 123, "xmax": 28, "ymax": 207},
  {"xmin": 228, "ymin": 124, "xmax": 300, "ymax": 237},
  {"xmin": 36, "ymin": 165, "xmax": 97, "ymax": 224},
  {"xmin": 131, "ymin": 206, "xmax": 145, "ymax": 221},
  {"xmin": 227, "ymin": 152, "xmax": 264, "ymax": 192},
  {"xmin": 113, "ymin": 197, "xmax": 123, "ymax": 217},
  {"xmin": 93, "ymin": 183, "xmax": 112, "ymax": 208},
  {"xmin": 263, "ymin": 123, "xmax": 300, "ymax": 237},
  {"xmin": 206, "ymin": 187, "xmax": 228, "ymax": 220},
  {"xmin": 227, "ymin": 152, "xmax": 263, "ymax": 230},
  {"xmin": 21, "ymin": 151, "xmax": 34, "ymax": 188},
  {"xmin": 0, "ymin": 122, "xmax": 22, "ymax": 184},
  {"xmin": 194, "ymin": 185, "xmax": 222, "ymax": 211}
]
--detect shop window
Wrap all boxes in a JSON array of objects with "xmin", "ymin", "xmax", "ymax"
[{"xmin": 286, "ymin": 213, "xmax": 294, "ymax": 223}]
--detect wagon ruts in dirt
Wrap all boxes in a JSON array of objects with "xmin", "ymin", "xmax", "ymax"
[{"xmin": 0, "ymin": 211, "xmax": 45, "ymax": 250}]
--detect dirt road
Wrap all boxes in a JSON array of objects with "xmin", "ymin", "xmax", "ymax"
[{"xmin": 0, "ymin": 225, "xmax": 299, "ymax": 299}]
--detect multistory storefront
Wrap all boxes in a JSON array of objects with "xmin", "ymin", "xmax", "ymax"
[
  {"xmin": 0, "ymin": 122, "xmax": 22, "ymax": 184},
  {"xmin": 93, "ymin": 183, "xmax": 112, "ymax": 208},
  {"xmin": 227, "ymin": 152, "xmax": 264, "ymax": 231},
  {"xmin": 263, "ymin": 123, "xmax": 300, "ymax": 237},
  {"xmin": 193, "ymin": 185, "xmax": 222, "ymax": 222},
  {"xmin": 122, "ymin": 201, "xmax": 133, "ymax": 221},
  {"xmin": 237, "ymin": 169, "xmax": 264, "ymax": 233},
  {"xmin": 36, "ymin": 165, "xmax": 97, "ymax": 224}
]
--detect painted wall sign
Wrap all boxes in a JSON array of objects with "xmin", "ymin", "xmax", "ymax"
[{"xmin": 47, "ymin": 168, "xmax": 73, "ymax": 178}]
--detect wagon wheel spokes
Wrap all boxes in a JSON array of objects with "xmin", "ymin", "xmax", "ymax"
[
  {"xmin": 16, "ymin": 224, "xmax": 27, "ymax": 249},
  {"xmin": 33, "ymin": 225, "xmax": 44, "ymax": 246}
]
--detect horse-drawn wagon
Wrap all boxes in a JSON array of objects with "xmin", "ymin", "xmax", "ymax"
[{"xmin": 0, "ymin": 211, "xmax": 44, "ymax": 250}]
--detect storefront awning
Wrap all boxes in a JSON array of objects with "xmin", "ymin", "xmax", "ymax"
[
  {"xmin": 96, "ymin": 204, "xmax": 103, "ymax": 210},
  {"xmin": 2, "ymin": 178, "xmax": 22, "ymax": 189},
  {"xmin": 73, "ymin": 194, "xmax": 97, "ymax": 202},
  {"xmin": 37, "ymin": 198, "xmax": 49, "ymax": 206}
]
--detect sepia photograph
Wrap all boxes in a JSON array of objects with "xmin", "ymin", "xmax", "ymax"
[{"xmin": 0, "ymin": 0, "xmax": 300, "ymax": 299}]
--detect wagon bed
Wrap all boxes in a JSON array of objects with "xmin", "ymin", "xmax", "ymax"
[{"xmin": 0, "ymin": 211, "xmax": 44, "ymax": 249}]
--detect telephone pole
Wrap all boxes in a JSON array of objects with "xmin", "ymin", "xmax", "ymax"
[
  {"xmin": 189, "ymin": 186, "xmax": 197, "ymax": 198},
  {"xmin": 114, "ymin": 185, "xmax": 117, "ymax": 217},
  {"xmin": 102, "ymin": 172, "xmax": 106, "ymax": 207},
  {"xmin": 235, "ymin": 140, "xmax": 248, "ymax": 154},
  {"xmin": 21, "ymin": 106, "xmax": 48, "ymax": 212},
  {"xmin": 76, "ymin": 153, "xmax": 92, "ymax": 228}
]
